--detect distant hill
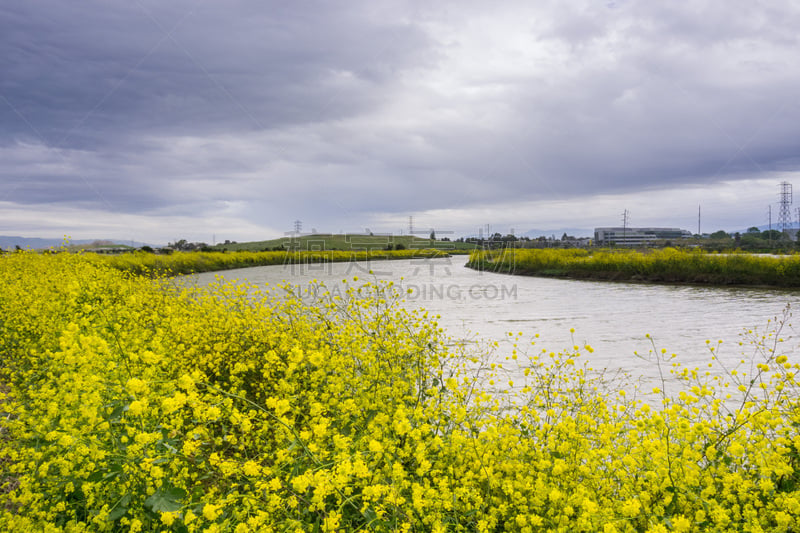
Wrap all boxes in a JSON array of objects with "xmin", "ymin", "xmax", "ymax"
[
  {"xmin": 211, "ymin": 233, "xmax": 477, "ymax": 252},
  {"xmin": 0, "ymin": 236, "xmax": 153, "ymax": 250},
  {"xmin": 0, "ymin": 236, "xmax": 85, "ymax": 250}
]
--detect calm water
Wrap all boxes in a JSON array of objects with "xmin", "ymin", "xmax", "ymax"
[{"xmin": 187, "ymin": 256, "xmax": 800, "ymax": 391}]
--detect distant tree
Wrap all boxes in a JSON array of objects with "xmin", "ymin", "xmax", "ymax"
[
  {"xmin": 430, "ymin": 230, "xmax": 436, "ymax": 240},
  {"xmin": 710, "ymin": 230, "xmax": 730, "ymax": 239},
  {"xmin": 395, "ymin": 243, "xmax": 406, "ymax": 250},
  {"xmin": 139, "ymin": 245, "xmax": 154, "ymax": 253},
  {"xmin": 747, "ymin": 226, "xmax": 761, "ymax": 234},
  {"xmin": 739, "ymin": 232, "xmax": 761, "ymax": 247},
  {"xmin": 761, "ymin": 229, "xmax": 784, "ymax": 241}
]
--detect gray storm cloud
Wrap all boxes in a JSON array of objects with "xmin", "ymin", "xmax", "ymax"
[{"xmin": 1, "ymin": 0, "xmax": 799, "ymax": 240}]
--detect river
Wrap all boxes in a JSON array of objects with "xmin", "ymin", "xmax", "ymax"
[{"xmin": 187, "ymin": 256, "xmax": 799, "ymax": 394}]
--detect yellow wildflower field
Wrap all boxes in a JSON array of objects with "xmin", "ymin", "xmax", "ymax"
[{"xmin": 1, "ymin": 251, "xmax": 799, "ymax": 531}]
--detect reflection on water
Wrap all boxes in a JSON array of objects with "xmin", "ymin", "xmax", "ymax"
[{"xmin": 188, "ymin": 256, "xmax": 800, "ymax": 392}]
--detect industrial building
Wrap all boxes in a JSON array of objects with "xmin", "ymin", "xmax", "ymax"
[{"xmin": 594, "ymin": 227, "xmax": 693, "ymax": 246}]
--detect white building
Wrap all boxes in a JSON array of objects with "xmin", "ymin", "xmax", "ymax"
[{"xmin": 594, "ymin": 227, "xmax": 692, "ymax": 246}]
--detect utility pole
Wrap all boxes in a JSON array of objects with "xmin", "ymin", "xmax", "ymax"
[
  {"xmin": 622, "ymin": 209, "xmax": 630, "ymax": 246},
  {"xmin": 769, "ymin": 205, "xmax": 773, "ymax": 248},
  {"xmin": 697, "ymin": 205, "xmax": 701, "ymax": 236}
]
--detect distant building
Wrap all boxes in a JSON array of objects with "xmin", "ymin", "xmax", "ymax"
[{"xmin": 594, "ymin": 227, "xmax": 692, "ymax": 246}]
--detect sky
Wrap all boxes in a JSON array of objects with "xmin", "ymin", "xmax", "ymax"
[{"xmin": 2, "ymin": 1, "xmax": 800, "ymax": 245}]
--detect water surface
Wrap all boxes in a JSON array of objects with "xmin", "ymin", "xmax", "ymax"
[{"xmin": 187, "ymin": 256, "xmax": 799, "ymax": 392}]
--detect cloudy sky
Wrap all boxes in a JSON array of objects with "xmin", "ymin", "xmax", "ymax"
[{"xmin": 2, "ymin": 1, "xmax": 799, "ymax": 244}]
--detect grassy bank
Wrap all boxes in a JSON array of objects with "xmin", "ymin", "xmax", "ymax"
[
  {"xmin": 3, "ymin": 252, "xmax": 800, "ymax": 531},
  {"xmin": 467, "ymin": 248, "xmax": 800, "ymax": 287},
  {"xmin": 92, "ymin": 248, "xmax": 448, "ymax": 277}
]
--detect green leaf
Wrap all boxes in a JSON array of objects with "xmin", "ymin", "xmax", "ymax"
[
  {"xmin": 86, "ymin": 463, "xmax": 123, "ymax": 482},
  {"xmin": 144, "ymin": 486, "xmax": 186, "ymax": 514},
  {"xmin": 107, "ymin": 494, "xmax": 131, "ymax": 522}
]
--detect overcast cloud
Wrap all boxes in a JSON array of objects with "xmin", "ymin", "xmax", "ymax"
[{"xmin": 1, "ymin": 0, "xmax": 799, "ymax": 243}]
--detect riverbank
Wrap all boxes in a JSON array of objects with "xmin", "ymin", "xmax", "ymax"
[
  {"xmin": 92, "ymin": 248, "xmax": 449, "ymax": 276},
  {"xmin": 467, "ymin": 248, "xmax": 800, "ymax": 287}
]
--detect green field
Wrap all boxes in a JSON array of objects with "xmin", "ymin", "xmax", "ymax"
[{"xmin": 211, "ymin": 233, "xmax": 476, "ymax": 253}]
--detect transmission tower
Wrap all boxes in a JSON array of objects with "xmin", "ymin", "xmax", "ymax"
[
  {"xmin": 779, "ymin": 181, "xmax": 793, "ymax": 233},
  {"xmin": 408, "ymin": 216, "xmax": 414, "ymax": 235},
  {"xmin": 293, "ymin": 220, "xmax": 302, "ymax": 234}
]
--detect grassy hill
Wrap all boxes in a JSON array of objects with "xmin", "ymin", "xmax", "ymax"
[{"xmin": 211, "ymin": 233, "xmax": 476, "ymax": 253}]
